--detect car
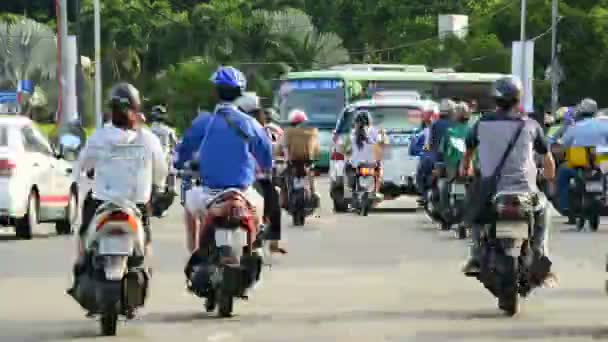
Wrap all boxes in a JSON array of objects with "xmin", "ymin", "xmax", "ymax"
[
  {"xmin": 328, "ymin": 98, "xmax": 437, "ymax": 211},
  {"xmin": 0, "ymin": 116, "xmax": 78, "ymax": 239}
]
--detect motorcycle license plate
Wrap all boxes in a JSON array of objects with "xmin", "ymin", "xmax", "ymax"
[
  {"xmin": 98, "ymin": 237, "xmax": 132, "ymax": 256},
  {"xmin": 586, "ymin": 181, "xmax": 603, "ymax": 193},
  {"xmin": 451, "ymin": 183, "xmax": 466, "ymax": 195},
  {"xmin": 293, "ymin": 177, "xmax": 306, "ymax": 189},
  {"xmin": 359, "ymin": 176, "xmax": 374, "ymax": 190},
  {"xmin": 495, "ymin": 221, "xmax": 529, "ymax": 239},
  {"xmin": 215, "ymin": 229, "xmax": 248, "ymax": 248}
]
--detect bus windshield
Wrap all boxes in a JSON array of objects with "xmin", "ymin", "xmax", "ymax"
[{"xmin": 278, "ymin": 79, "xmax": 346, "ymax": 122}]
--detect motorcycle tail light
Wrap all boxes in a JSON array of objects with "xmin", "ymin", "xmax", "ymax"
[
  {"xmin": 495, "ymin": 203, "xmax": 526, "ymax": 220},
  {"xmin": 358, "ymin": 167, "xmax": 375, "ymax": 176}
]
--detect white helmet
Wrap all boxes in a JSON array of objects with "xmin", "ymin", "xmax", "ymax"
[
  {"xmin": 234, "ymin": 93, "xmax": 260, "ymax": 113},
  {"xmin": 578, "ymin": 98, "xmax": 598, "ymax": 115}
]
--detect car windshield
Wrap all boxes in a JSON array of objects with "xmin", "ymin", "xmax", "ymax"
[
  {"xmin": 278, "ymin": 79, "xmax": 346, "ymax": 122},
  {"xmin": 336, "ymin": 106, "xmax": 423, "ymax": 134}
]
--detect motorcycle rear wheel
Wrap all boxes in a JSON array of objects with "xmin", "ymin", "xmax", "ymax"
[
  {"xmin": 100, "ymin": 310, "xmax": 118, "ymax": 336},
  {"xmin": 218, "ymin": 289, "xmax": 234, "ymax": 318},
  {"xmin": 498, "ymin": 256, "xmax": 520, "ymax": 317}
]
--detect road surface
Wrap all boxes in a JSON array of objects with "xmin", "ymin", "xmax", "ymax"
[{"xmin": 1, "ymin": 178, "xmax": 608, "ymax": 341}]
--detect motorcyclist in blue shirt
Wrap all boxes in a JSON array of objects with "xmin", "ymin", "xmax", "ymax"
[
  {"xmin": 556, "ymin": 98, "xmax": 598, "ymax": 216},
  {"xmin": 175, "ymin": 66, "xmax": 273, "ymax": 253}
]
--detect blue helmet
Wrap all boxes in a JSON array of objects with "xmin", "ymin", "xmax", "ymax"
[{"xmin": 210, "ymin": 66, "xmax": 247, "ymax": 90}]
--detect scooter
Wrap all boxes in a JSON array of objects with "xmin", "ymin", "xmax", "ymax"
[
  {"xmin": 69, "ymin": 195, "xmax": 150, "ymax": 336},
  {"xmin": 468, "ymin": 191, "xmax": 551, "ymax": 316},
  {"xmin": 348, "ymin": 162, "xmax": 381, "ymax": 216},
  {"xmin": 285, "ymin": 161, "xmax": 318, "ymax": 226}
]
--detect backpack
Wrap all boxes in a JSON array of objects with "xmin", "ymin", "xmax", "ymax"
[{"xmin": 441, "ymin": 123, "xmax": 469, "ymax": 170}]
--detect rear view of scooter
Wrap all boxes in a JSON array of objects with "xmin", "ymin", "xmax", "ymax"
[
  {"xmin": 185, "ymin": 189, "xmax": 264, "ymax": 317},
  {"xmin": 350, "ymin": 162, "xmax": 380, "ymax": 216},
  {"xmin": 471, "ymin": 192, "xmax": 551, "ymax": 316},
  {"xmin": 286, "ymin": 161, "xmax": 318, "ymax": 226},
  {"xmin": 69, "ymin": 198, "xmax": 149, "ymax": 336}
]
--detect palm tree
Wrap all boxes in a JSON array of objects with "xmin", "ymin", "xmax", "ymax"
[
  {"xmin": 0, "ymin": 17, "xmax": 57, "ymax": 87},
  {"xmin": 255, "ymin": 8, "xmax": 349, "ymax": 70}
]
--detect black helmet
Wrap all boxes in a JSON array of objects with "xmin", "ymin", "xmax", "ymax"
[
  {"xmin": 150, "ymin": 104, "xmax": 168, "ymax": 122},
  {"xmin": 492, "ymin": 77, "xmax": 522, "ymax": 109},
  {"xmin": 354, "ymin": 109, "xmax": 372, "ymax": 127},
  {"xmin": 109, "ymin": 82, "xmax": 141, "ymax": 113}
]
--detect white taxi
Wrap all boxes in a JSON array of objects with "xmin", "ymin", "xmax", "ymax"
[
  {"xmin": 0, "ymin": 116, "xmax": 78, "ymax": 239},
  {"xmin": 329, "ymin": 98, "xmax": 437, "ymax": 211}
]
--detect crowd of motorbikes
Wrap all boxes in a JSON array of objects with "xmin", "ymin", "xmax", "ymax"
[{"xmin": 54, "ymin": 100, "xmax": 608, "ymax": 336}]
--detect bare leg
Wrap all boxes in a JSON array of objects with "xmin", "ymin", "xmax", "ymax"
[{"xmin": 184, "ymin": 209, "xmax": 198, "ymax": 253}]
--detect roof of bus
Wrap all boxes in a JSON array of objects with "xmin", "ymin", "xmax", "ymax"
[{"xmin": 283, "ymin": 70, "xmax": 510, "ymax": 82}]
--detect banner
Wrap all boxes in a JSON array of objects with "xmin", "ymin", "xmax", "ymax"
[{"xmin": 511, "ymin": 41, "xmax": 535, "ymax": 113}]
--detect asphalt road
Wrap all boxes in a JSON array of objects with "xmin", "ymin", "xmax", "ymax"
[{"xmin": 2, "ymin": 177, "xmax": 608, "ymax": 341}]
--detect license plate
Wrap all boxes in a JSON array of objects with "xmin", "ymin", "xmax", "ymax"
[
  {"xmin": 495, "ymin": 221, "xmax": 529, "ymax": 239},
  {"xmin": 359, "ymin": 176, "xmax": 374, "ymax": 189},
  {"xmin": 451, "ymin": 183, "xmax": 466, "ymax": 195},
  {"xmin": 293, "ymin": 177, "xmax": 306, "ymax": 189},
  {"xmin": 98, "ymin": 237, "xmax": 132, "ymax": 255},
  {"xmin": 586, "ymin": 181, "xmax": 603, "ymax": 193}
]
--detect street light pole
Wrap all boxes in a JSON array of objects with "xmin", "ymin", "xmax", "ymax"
[
  {"xmin": 94, "ymin": 0, "xmax": 102, "ymax": 128},
  {"xmin": 520, "ymin": 0, "xmax": 527, "ymax": 111},
  {"xmin": 550, "ymin": 0, "xmax": 559, "ymax": 113}
]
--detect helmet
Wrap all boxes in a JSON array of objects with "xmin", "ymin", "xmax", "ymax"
[
  {"xmin": 234, "ymin": 93, "xmax": 260, "ymax": 113},
  {"xmin": 578, "ymin": 98, "xmax": 598, "ymax": 115},
  {"xmin": 439, "ymin": 99, "xmax": 456, "ymax": 117},
  {"xmin": 150, "ymin": 105, "xmax": 167, "ymax": 121},
  {"xmin": 354, "ymin": 109, "xmax": 372, "ymax": 127},
  {"xmin": 288, "ymin": 109, "xmax": 308, "ymax": 125},
  {"xmin": 492, "ymin": 77, "xmax": 522, "ymax": 108},
  {"xmin": 210, "ymin": 66, "xmax": 247, "ymax": 90},
  {"xmin": 109, "ymin": 82, "xmax": 141, "ymax": 112}
]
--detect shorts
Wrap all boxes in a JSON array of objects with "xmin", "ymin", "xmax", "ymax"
[{"xmin": 185, "ymin": 186, "xmax": 264, "ymax": 220}]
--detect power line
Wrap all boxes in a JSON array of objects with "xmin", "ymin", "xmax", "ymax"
[{"xmin": 349, "ymin": 0, "xmax": 523, "ymax": 56}]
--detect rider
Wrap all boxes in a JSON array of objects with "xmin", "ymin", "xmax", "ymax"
[
  {"xmin": 414, "ymin": 103, "xmax": 438, "ymax": 197},
  {"xmin": 346, "ymin": 109, "xmax": 384, "ymax": 200},
  {"xmin": 460, "ymin": 77, "xmax": 556, "ymax": 284},
  {"xmin": 149, "ymin": 104, "xmax": 178, "ymax": 156},
  {"xmin": 69, "ymin": 83, "xmax": 168, "ymax": 291},
  {"xmin": 278, "ymin": 109, "xmax": 321, "ymax": 208},
  {"xmin": 175, "ymin": 66, "xmax": 273, "ymax": 254},
  {"xmin": 556, "ymin": 99, "xmax": 599, "ymax": 214}
]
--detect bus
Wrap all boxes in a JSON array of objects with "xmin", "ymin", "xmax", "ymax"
[{"xmin": 273, "ymin": 66, "xmax": 510, "ymax": 168}]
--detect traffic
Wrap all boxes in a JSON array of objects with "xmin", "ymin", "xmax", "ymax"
[{"xmin": 2, "ymin": 64, "xmax": 608, "ymax": 340}]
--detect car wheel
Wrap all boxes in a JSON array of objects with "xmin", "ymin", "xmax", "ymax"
[
  {"xmin": 15, "ymin": 191, "xmax": 39, "ymax": 240},
  {"xmin": 56, "ymin": 191, "xmax": 77, "ymax": 235}
]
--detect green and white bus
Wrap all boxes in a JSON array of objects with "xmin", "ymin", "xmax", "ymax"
[{"xmin": 273, "ymin": 65, "xmax": 510, "ymax": 168}]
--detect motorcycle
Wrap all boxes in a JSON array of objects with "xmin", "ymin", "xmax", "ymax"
[
  {"xmin": 569, "ymin": 168, "xmax": 604, "ymax": 231},
  {"xmin": 424, "ymin": 162, "xmax": 449, "ymax": 230},
  {"xmin": 183, "ymin": 166, "xmax": 265, "ymax": 317},
  {"xmin": 285, "ymin": 161, "xmax": 318, "ymax": 226},
  {"xmin": 438, "ymin": 174, "xmax": 471, "ymax": 239},
  {"xmin": 468, "ymin": 191, "xmax": 551, "ymax": 316},
  {"xmin": 346, "ymin": 162, "xmax": 380, "ymax": 216},
  {"xmin": 69, "ymin": 196, "xmax": 150, "ymax": 336}
]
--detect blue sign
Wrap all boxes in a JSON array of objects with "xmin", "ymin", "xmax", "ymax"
[
  {"xmin": 0, "ymin": 92, "xmax": 17, "ymax": 104},
  {"xmin": 284, "ymin": 79, "xmax": 343, "ymax": 90},
  {"xmin": 17, "ymin": 80, "xmax": 34, "ymax": 94}
]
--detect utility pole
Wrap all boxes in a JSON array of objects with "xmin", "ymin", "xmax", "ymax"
[
  {"xmin": 94, "ymin": 0, "xmax": 102, "ymax": 128},
  {"xmin": 550, "ymin": 0, "xmax": 559, "ymax": 113},
  {"xmin": 520, "ymin": 0, "xmax": 527, "ymax": 111},
  {"xmin": 57, "ymin": 0, "xmax": 69, "ymax": 125},
  {"xmin": 74, "ymin": 0, "xmax": 85, "ymax": 125}
]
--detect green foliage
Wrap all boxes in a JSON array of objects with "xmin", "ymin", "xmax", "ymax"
[{"xmin": 4, "ymin": 0, "xmax": 608, "ymax": 120}]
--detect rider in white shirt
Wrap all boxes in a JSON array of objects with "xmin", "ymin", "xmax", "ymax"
[
  {"xmin": 347, "ymin": 109, "xmax": 384, "ymax": 199},
  {"xmin": 75, "ymin": 83, "xmax": 168, "ymax": 252}
]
